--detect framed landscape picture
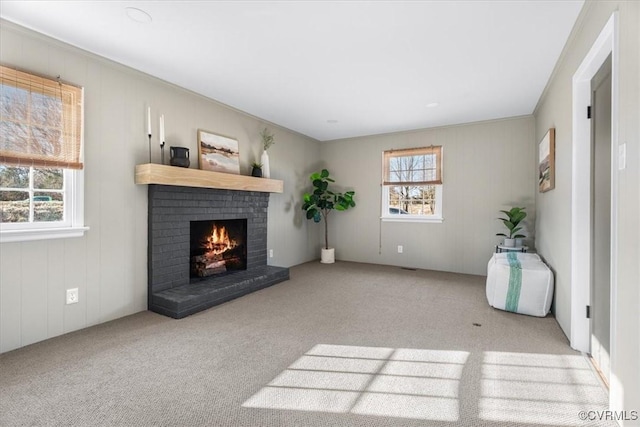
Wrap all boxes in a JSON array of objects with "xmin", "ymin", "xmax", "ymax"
[
  {"xmin": 538, "ymin": 128, "xmax": 555, "ymax": 192},
  {"xmin": 197, "ymin": 129, "xmax": 240, "ymax": 175}
]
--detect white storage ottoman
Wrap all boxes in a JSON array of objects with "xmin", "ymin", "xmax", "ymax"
[{"xmin": 486, "ymin": 252, "xmax": 554, "ymax": 317}]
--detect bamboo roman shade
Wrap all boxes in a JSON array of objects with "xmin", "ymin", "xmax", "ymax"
[
  {"xmin": 383, "ymin": 146, "xmax": 442, "ymax": 185},
  {"xmin": 0, "ymin": 65, "xmax": 83, "ymax": 169}
]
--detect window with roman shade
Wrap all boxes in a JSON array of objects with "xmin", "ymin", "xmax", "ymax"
[{"xmin": 0, "ymin": 64, "xmax": 87, "ymax": 242}]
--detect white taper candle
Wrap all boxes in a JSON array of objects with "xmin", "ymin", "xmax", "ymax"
[
  {"xmin": 147, "ymin": 107, "xmax": 151, "ymax": 136},
  {"xmin": 160, "ymin": 115, "xmax": 165, "ymax": 145}
]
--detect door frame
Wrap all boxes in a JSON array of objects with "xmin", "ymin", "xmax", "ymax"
[{"xmin": 571, "ymin": 9, "xmax": 618, "ymax": 387}]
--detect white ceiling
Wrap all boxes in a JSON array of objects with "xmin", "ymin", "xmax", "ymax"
[{"xmin": 0, "ymin": 1, "xmax": 584, "ymax": 141}]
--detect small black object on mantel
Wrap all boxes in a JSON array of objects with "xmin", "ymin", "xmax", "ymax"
[
  {"xmin": 251, "ymin": 164, "xmax": 263, "ymax": 177},
  {"xmin": 170, "ymin": 146, "xmax": 190, "ymax": 168}
]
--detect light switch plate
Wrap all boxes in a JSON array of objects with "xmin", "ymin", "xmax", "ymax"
[{"xmin": 618, "ymin": 143, "xmax": 626, "ymax": 170}]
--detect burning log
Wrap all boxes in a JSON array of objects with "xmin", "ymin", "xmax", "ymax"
[
  {"xmin": 192, "ymin": 254, "xmax": 223, "ymax": 277},
  {"xmin": 193, "ymin": 253, "xmax": 224, "ymax": 264},
  {"xmin": 193, "ymin": 263, "xmax": 227, "ymax": 277},
  {"xmin": 191, "ymin": 253, "xmax": 245, "ymax": 277}
]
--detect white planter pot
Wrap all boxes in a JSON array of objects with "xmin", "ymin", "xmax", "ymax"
[
  {"xmin": 515, "ymin": 238, "xmax": 524, "ymax": 247},
  {"xmin": 261, "ymin": 150, "xmax": 270, "ymax": 179},
  {"xmin": 504, "ymin": 238, "xmax": 516, "ymax": 247},
  {"xmin": 321, "ymin": 247, "xmax": 335, "ymax": 264}
]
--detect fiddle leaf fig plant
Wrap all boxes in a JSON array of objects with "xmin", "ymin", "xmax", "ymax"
[
  {"xmin": 496, "ymin": 207, "xmax": 527, "ymax": 239},
  {"xmin": 302, "ymin": 169, "xmax": 356, "ymax": 250}
]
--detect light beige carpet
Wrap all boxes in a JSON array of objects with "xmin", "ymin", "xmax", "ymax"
[{"xmin": 0, "ymin": 261, "xmax": 613, "ymax": 426}]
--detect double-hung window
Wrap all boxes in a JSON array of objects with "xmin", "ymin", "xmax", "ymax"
[
  {"xmin": 0, "ymin": 65, "xmax": 86, "ymax": 242},
  {"xmin": 382, "ymin": 146, "xmax": 443, "ymax": 222}
]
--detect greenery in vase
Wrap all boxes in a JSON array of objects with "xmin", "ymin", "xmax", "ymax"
[
  {"xmin": 260, "ymin": 128, "xmax": 275, "ymax": 151},
  {"xmin": 302, "ymin": 169, "xmax": 356, "ymax": 250},
  {"xmin": 496, "ymin": 207, "xmax": 527, "ymax": 239}
]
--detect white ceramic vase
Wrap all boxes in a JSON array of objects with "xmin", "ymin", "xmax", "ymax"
[
  {"xmin": 504, "ymin": 238, "xmax": 516, "ymax": 247},
  {"xmin": 321, "ymin": 247, "xmax": 335, "ymax": 264},
  {"xmin": 261, "ymin": 150, "xmax": 270, "ymax": 179}
]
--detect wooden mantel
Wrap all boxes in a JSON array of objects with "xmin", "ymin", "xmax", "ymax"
[{"xmin": 135, "ymin": 163, "xmax": 283, "ymax": 193}]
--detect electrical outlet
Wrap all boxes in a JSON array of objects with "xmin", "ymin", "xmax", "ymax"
[
  {"xmin": 269, "ymin": 249, "xmax": 274, "ymax": 258},
  {"xmin": 66, "ymin": 288, "xmax": 79, "ymax": 305},
  {"xmin": 398, "ymin": 245, "xmax": 403, "ymax": 254}
]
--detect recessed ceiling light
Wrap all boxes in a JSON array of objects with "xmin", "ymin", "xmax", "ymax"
[
  {"xmin": 125, "ymin": 7, "xmax": 152, "ymax": 24},
  {"xmin": 426, "ymin": 102, "xmax": 439, "ymax": 108},
  {"xmin": 327, "ymin": 119, "xmax": 338, "ymax": 124}
]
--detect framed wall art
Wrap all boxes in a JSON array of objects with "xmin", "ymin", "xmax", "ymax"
[
  {"xmin": 197, "ymin": 129, "xmax": 240, "ymax": 175},
  {"xmin": 538, "ymin": 128, "xmax": 555, "ymax": 192}
]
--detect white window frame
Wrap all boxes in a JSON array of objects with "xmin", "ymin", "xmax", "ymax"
[
  {"xmin": 381, "ymin": 146, "xmax": 444, "ymax": 223},
  {"xmin": 0, "ymin": 68, "xmax": 87, "ymax": 243},
  {"xmin": 0, "ymin": 168, "xmax": 87, "ymax": 243},
  {"xmin": 381, "ymin": 184, "xmax": 443, "ymax": 223}
]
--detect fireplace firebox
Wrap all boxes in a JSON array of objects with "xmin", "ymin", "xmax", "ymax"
[{"xmin": 190, "ymin": 219, "xmax": 247, "ymax": 278}]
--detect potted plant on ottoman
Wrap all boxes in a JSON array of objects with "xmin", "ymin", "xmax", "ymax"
[
  {"xmin": 302, "ymin": 169, "xmax": 356, "ymax": 263},
  {"xmin": 496, "ymin": 207, "xmax": 527, "ymax": 247}
]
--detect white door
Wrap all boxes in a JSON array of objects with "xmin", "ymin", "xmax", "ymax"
[{"xmin": 589, "ymin": 54, "xmax": 612, "ymax": 385}]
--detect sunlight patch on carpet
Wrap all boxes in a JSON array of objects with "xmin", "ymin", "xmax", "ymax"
[
  {"xmin": 242, "ymin": 344, "xmax": 469, "ymax": 422},
  {"xmin": 479, "ymin": 351, "xmax": 609, "ymax": 426}
]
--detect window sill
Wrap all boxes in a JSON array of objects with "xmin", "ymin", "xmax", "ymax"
[
  {"xmin": 0, "ymin": 226, "xmax": 89, "ymax": 243},
  {"xmin": 381, "ymin": 216, "xmax": 443, "ymax": 224}
]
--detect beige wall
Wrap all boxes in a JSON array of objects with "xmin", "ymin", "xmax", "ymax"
[
  {"xmin": 0, "ymin": 21, "xmax": 321, "ymax": 353},
  {"xmin": 319, "ymin": 116, "xmax": 536, "ymax": 276},
  {"xmin": 534, "ymin": 1, "xmax": 639, "ymax": 422}
]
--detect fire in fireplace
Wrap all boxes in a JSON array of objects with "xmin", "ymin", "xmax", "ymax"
[{"xmin": 190, "ymin": 219, "xmax": 247, "ymax": 278}]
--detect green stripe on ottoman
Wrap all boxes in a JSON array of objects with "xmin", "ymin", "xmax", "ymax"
[{"xmin": 505, "ymin": 252, "xmax": 522, "ymax": 312}]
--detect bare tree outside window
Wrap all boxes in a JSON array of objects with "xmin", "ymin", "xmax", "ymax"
[{"xmin": 387, "ymin": 153, "xmax": 438, "ymax": 215}]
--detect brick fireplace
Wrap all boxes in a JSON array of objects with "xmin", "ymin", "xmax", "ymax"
[{"xmin": 147, "ymin": 184, "xmax": 289, "ymax": 318}]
